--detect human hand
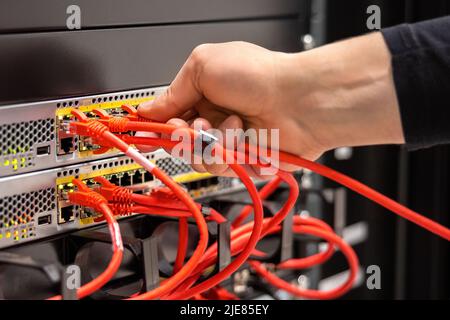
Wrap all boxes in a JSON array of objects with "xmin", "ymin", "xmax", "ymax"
[{"xmin": 138, "ymin": 35, "xmax": 404, "ymax": 176}]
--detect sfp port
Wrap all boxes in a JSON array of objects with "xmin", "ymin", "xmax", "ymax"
[
  {"xmin": 143, "ymin": 171, "xmax": 153, "ymax": 182},
  {"xmin": 183, "ymin": 181, "xmax": 195, "ymax": 191},
  {"xmin": 200, "ymin": 178, "xmax": 209, "ymax": 188},
  {"xmin": 109, "ymin": 174, "xmax": 120, "ymax": 186},
  {"xmin": 133, "ymin": 170, "xmax": 144, "ymax": 184},
  {"xmin": 121, "ymin": 172, "xmax": 132, "ymax": 186}
]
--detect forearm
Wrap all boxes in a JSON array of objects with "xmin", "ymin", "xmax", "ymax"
[{"xmin": 279, "ymin": 32, "xmax": 404, "ymax": 151}]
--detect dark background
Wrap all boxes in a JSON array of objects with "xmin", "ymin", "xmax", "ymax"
[{"xmin": 322, "ymin": 0, "xmax": 450, "ymax": 299}]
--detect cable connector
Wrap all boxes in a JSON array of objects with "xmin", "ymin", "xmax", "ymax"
[
  {"xmin": 148, "ymin": 187, "xmax": 202, "ymax": 212},
  {"xmin": 68, "ymin": 110, "xmax": 109, "ymax": 139},
  {"xmin": 94, "ymin": 177, "xmax": 131, "ymax": 202},
  {"xmin": 121, "ymin": 104, "xmax": 154, "ymax": 122},
  {"xmin": 93, "ymin": 177, "xmax": 133, "ymax": 220},
  {"xmin": 67, "ymin": 179, "xmax": 108, "ymax": 213}
]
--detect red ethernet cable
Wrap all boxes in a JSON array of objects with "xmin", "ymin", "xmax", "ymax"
[
  {"xmin": 111, "ymin": 117, "xmax": 450, "ymax": 297},
  {"xmin": 67, "ymin": 109, "xmax": 450, "ymax": 300},
  {"xmin": 248, "ymin": 216, "xmax": 358, "ymax": 300},
  {"xmin": 69, "ymin": 111, "xmax": 209, "ymax": 300},
  {"xmin": 275, "ymin": 151, "xmax": 450, "ymax": 241},
  {"xmin": 226, "ymin": 214, "xmax": 352, "ymax": 299},
  {"xmin": 48, "ymin": 179, "xmax": 124, "ymax": 300},
  {"xmin": 68, "ymin": 111, "xmax": 264, "ymax": 300},
  {"xmin": 165, "ymin": 170, "xmax": 298, "ymax": 300},
  {"xmin": 174, "ymin": 217, "xmax": 188, "ymax": 274},
  {"xmin": 232, "ymin": 176, "xmax": 283, "ymax": 228},
  {"xmin": 92, "ymin": 106, "xmax": 450, "ymax": 241},
  {"xmin": 165, "ymin": 151, "xmax": 265, "ymax": 300},
  {"xmin": 98, "ymin": 168, "xmax": 347, "ymax": 299}
]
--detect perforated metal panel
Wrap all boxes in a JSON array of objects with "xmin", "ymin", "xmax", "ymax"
[
  {"xmin": 0, "ymin": 188, "xmax": 55, "ymax": 228},
  {"xmin": 0, "ymin": 119, "xmax": 54, "ymax": 156},
  {"xmin": 0, "ymin": 86, "xmax": 167, "ymax": 177},
  {"xmin": 155, "ymin": 157, "xmax": 192, "ymax": 176},
  {"xmin": 0, "ymin": 187, "xmax": 55, "ymax": 244},
  {"xmin": 0, "ymin": 119, "xmax": 54, "ymax": 172}
]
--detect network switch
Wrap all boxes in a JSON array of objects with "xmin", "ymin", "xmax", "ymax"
[
  {"xmin": 0, "ymin": 86, "xmax": 166, "ymax": 177},
  {"xmin": 0, "ymin": 151, "xmax": 241, "ymax": 249}
]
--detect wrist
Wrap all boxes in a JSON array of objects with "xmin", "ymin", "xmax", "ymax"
[{"xmin": 279, "ymin": 32, "xmax": 405, "ymax": 152}]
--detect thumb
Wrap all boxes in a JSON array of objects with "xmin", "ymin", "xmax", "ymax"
[{"xmin": 138, "ymin": 57, "xmax": 204, "ymax": 122}]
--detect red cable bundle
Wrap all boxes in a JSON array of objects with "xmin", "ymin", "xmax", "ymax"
[{"xmin": 62, "ymin": 109, "xmax": 449, "ymax": 300}]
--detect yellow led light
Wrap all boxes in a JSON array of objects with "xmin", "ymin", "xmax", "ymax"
[
  {"xmin": 0, "ymin": 234, "xmax": 3, "ymax": 239},
  {"xmin": 6, "ymin": 232, "xmax": 11, "ymax": 238},
  {"xmin": 3, "ymin": 159, "xmax": 10, "ymax": 166}
]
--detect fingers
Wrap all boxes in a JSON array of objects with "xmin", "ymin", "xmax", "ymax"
[
  {"xmin": 136, "ymin": 113, "xmax": 285, "ymax": 179},
  {"xmin": 138, "ymin": 45, "xmax": 210, "ymax": 122},
  {"xmin": 162, "ymin": 118, "xmax": 190, "ymax": 155},
  {"xmin": 134, "ymin": 131, "xmax": 161, "ymax": 153},
  {"xmin": 189, "ymin": 118, "xmax": 212, "ymax": 174},
  {"xmin": 201, "ymin": 115, "xmax": 243, "ymax": 176}
]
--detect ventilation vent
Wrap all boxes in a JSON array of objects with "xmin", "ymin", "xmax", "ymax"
[
  {"xmin": 155, "ymin": 157, "xmax": 192, "ymax": 176},
  {"xmin": 0, "ymin": 119, "xmax": 54, "ymax": 157},
  {"xmin": 56, "ymin": 154, "xmax": 155, "ymax": 177},
  {"xmin": 0, "ymin": 188, "xmax": 55, "ymax": 230},
  {"xmin": 56, "ymin": 90, "xmax": 154, "ymax": 109}
]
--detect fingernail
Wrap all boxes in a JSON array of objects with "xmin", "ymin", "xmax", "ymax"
[{"xmin": 138, "ymin": 100, "xmax": 154, "ymax": 110}]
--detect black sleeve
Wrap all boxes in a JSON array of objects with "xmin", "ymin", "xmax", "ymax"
[{"xmin": 381, "ymin": 15, "xmax": 450, "ymax": 150}]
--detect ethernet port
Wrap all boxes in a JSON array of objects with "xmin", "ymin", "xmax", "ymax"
[
  {"xmin": 58, "ymin": 137, "xmax": 75, "ymax": 155},
  {"xmin": 81, "ymin": 207, "xmax": 97, "ymax": 219},
  {"xmin": 184, "ymin": 181, "xmax": 195, "ymax": 190},
  {"xmin": 109, "ymin": 174, "xmax": 119, "ymax": 186},
  {"xmin": 200, "ymin": 178, "xmax": 209, "ymax": 188},
  {"xmin": 133, "ymin": 171, "xmax": 143, "ymax": 184},
  {"xmin": 86, "ymin": 179, "xmax": 99, "ymax": 190},
  {"xmin": 144, "ymin": 171, "xmax": 153, "ymax": 182},
  {"xmin": 58, "ymin": 205, "xmax": 75, "ymax": 224},
  {"xmin": 121, "ymin": 172, "xmax": 132, "ymax": 186}
]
